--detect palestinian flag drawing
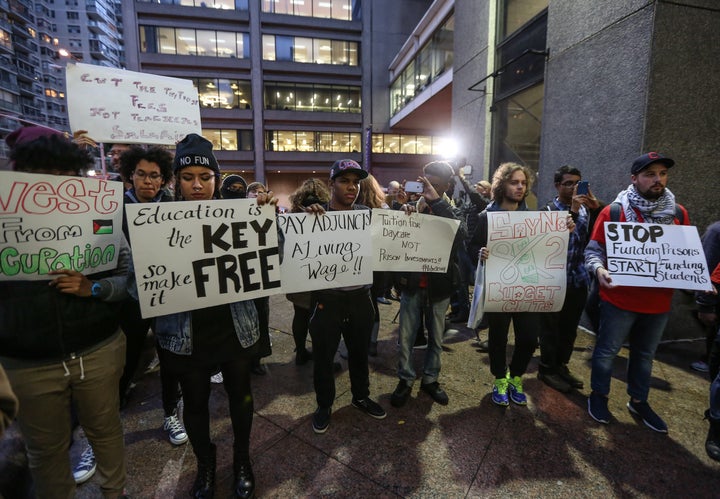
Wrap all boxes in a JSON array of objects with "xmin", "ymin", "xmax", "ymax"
[{"xmin": 93, "ymin": 219, "xmax": 113, "ymax": 235}]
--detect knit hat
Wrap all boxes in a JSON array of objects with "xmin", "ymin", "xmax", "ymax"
[
  {"xmin": 5, "ymin": 125, "xmax": 64, "ymax": 149},
  {"xmin": 221, "ymin": 174, "xmax": 247, "ymax": 199},
  {"xmin": 173, "ymin": 134, "xmax": 220, "ymax": 174}
]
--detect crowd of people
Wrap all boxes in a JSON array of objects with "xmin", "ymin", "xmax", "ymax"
[{"xmin": 0, "ymin": 125, "xmax": 718, "ymax": 499}]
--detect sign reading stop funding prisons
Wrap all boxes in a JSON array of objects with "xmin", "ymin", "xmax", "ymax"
[
  {"xmin": 66, "ymin": 62, "xmax": 201, "ymax": 145},
  {"xmin": 484, "ymin": 211, "xmax": 569, "ymax": 313},
  {"xmin": 277, "ymin": 210, "xmax": 373, "ymax": 293},
  {"xmin": 0, "ymin": 171, "xmax": 123, "ymax": 280},
  {"xmin": 370, "ymin": 208, "xmax": 460, "ymax": 273},
  {"xmin": 604, "ymin": 221, "xmax": 712, "ymax": 291},
  {"xmin": 125, "ymin": 200, "xmax": 281, "ymax": 318}
]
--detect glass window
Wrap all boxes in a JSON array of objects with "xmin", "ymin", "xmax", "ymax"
[
  {"xmin": 400, "ymin": 136, "xmax": 417, "ymax": 154},
  {"xmin": 314, "ymin": 38, "xmax": 332, "ymax": 64},
  {"xmin": 417, "ymin": 43, "xmax": 432, "ymax": 91},
  {"xmin": 346, "ymin": 86, "xmax": 360, "ymax": 113},
  {"xmin": 214, "ymin": 0, "xmax": 235, "ymax": 9},
  {"xmin": 158, "ymin": 27, "xmax": 176, "ymax": 54},
  {"xmin": 262, "ymin": 35, "xmax": 275, "ymax": 61},
  {"xmin": 293, "ymin": 37, "xmax": 312, "ymax": 63},
  {"xmin": 348, "ymin": 132, "xmax": 361, "ymax": 153},
  {"xmin": 274, "ymin": 0, "xmax": 291, "ymax": 14},
  {"xmin": 217, "ymin": 79, "xmax": 234, "ymax": 108},
  {"xmin": 496, "ymin": 11, "xmax": 546, "ymax": 99},
  {"xmin": 176, "ymin": 28, "xmax": 197, "ymax": 55},
  {"xmin": 315, "ymin": 84, "xmax": 332, "ymax": 112},
  {"xmin": 503, "ymin": 0, "xmax": 548, "ymax": 38},
  {"xmin": 332, "ymin": 87, "xmax": 348, "ymax": 113},
  {"xmin": 383, "ymin": 134, "xmax": 400, "ymax": 154},
  {"xmin": 202, "ymin": 129, "xmax": 222, "ymax": 150},
  {"xmin": 390, "ymin": 78, "xmax": 402, "ymax": 116},
  {"xmin": 235, "ymin": 0, "xmax": 249, "ymax": 9},
  {"xmin": 372, "ymin": 134, "xmax": 383, "ymax": 154},
  {"xmin": 314, "ymin": 0, "xmax": 331, "ymax": 18},
  {"xmin": 317, "ymin": 131, "xmax": 333, "ymax": 151},
  {"xmin": 220, "ymin": 130, "xmax": 238, "ymax": 150},
  {"xmin": 198, "ymin": 78, "xmax": 219, "ymax": 108},
  {"xmin": 330, "ymin": 132, "xmax": 347, "ymax": 152},
  {"xmin": 275, "ymin": 36, "xmax": 293, "ymax": 61},
  {"xmin": 238, "ymin": 130, "xmax": 253, "ymax": 151},
  {"xmin": 416, "ymin": 135, "xmax": 431, "ymax": 154},
  {"xmin": 236, "ymin": 33, "xmax": 249, "ymax": 58},
  {"xmin": 295, "ymin": 86, "xmax": 313, "ymax": 111},
  {"xmin": 139, "ymin": 26, "xmax": 156, "ymax": 53},
  {"xmin": 276, "ymin": 131, "xmax": 295, "ymax": 151},
  {"xmin": 492, "ymin": 83, "xmax": 544, "ymax": 174},
  {"xmin": 403, "ymin": 61, "xmax": 415, "ymax": 100},
  {"xmin": 331, "ymin": 40, "xmax": 346, "ymax": 65},
  {"xmin": 296, "ymin": 131, "xmax": 314, "ymax": 151},
  {"xmin": 347, "ymin": 41, "xmax": 358, "ymax": 65},
  {"xmin": 293, "ymin": 0, "xmax": 312, "ymax": 17},
  {"xmin": 233, "ymin": 80, "xmax": 251, "ymax": 109}
]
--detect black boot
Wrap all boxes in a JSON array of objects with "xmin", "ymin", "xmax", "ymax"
[
  {"xmin": 234, "ymin": 461, "xmax": 255, "ymax": 499},
  {"xmin": 191, "ymin": 444, "xmax": 216, "ymax": 499},
  {"xmin": 706, "ymin": 410, "xmax": 720, "ymax": 462}
]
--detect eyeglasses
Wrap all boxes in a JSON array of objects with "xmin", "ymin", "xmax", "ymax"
[
  {"xmin": 134, "ymin": 171, "xmax": 163, "ymax": 181},
  {"xmin": 560, "ymin": 180, "xmax": 579, "ymax": 187}
]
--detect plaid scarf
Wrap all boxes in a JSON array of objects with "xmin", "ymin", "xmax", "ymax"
[{"xmin": 614, "ymin": 184, "xmax": 677, "ymax": 223}]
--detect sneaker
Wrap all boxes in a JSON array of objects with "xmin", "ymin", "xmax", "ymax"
[
  {"xmin": 295, "ymin": 348, "xmax": 312, "ymax": 366},
  {"xmin": 558, "ymin": 364, "xmax": 584, "ymax": 389},
  {"xmin": 351, "ymin": 397, "xmax": 387, "ymax": 419},
  {"xmin": 391, "ymin": 380, "xmax": 412, "ymax": 408},
  {"xmin": 538, "ymin": 371, "xmax": 571, "ymax": 393},
  {"xmin": 377, "ymin": 296, "xmax": 391, "ymax": 305},
  {"xmin": 144, "ymin": 353, "xmax": 160, "ymax": 374},
  {"xmin": 210, "ymin": 372, "xmax": 223, "ymax": 384},
  {"xmin": 507, "ymin": 375, "xmax": 527, "ymax": 405},
  {"xmin": 491, "ymin": 377, "xmax": 509, "ymax": 406},
  {"xmin": 627, "ymin": 399, "xmax": 668, "ymax": 433},
  {"xmin": 73, "ymin": 446, "xmax": 97, "ymax": 484},
  {"xmin": 163, "ymin": 411, "xmax": 189, "ymax": 445},
  {"xmin": 587, "ymin": 392, "xmax": 611, "ymax": 424},
  {"xmin": 312, "ymin": 407, "xmax": 331, "ymax": 434},
  {"xmin": 476, "ymin": 339, "xmax": 489, "ymax": 352},
  {"xmin": 691, "ymin": 360, "xmax": 710, "ymax": 373},
  {"xmin": 421, "ymin": 381, "xmax": 449, "ymax": 405}
]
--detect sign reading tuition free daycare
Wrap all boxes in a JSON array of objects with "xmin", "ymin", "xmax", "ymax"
[
  {"xmin": 65, "ymin": 62, "xmax": 201, "ymax": 145},
  {"xmin": 604, "ymin": 221, "xmax": 713, "ymax": 291},
  {"xmin": 0, "ymin": 171, "xmax": 124, "ymax": 280},
  {"xmin": 125, "ymin": 200, "xmax": 281, "ymax": 318}
]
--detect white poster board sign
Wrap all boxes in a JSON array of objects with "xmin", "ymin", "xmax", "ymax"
[
  {"xmin": 66, "ymin": 62, "xmax": 201, "ymax": 145},
  {"xmin": 125, "ymin": 200, "xmax": 281, "ymax": 318},
  {"xmin": 0, "ymin": 171, "xmax": 123, "ymax": 280},
  {"xmin": 484, "ymin": 211, "xmax": 569, "ymax": 312},
  {"xmin": 604, "ymin": 222, "xmax": 712, "ymax": 291},
  {"xmin": 277, "ymin": 210, "xmax": 373, "ymax": 293},
  {"xmin": 370, "ymin": 208, "xmax": 460, "ymax": 273}
]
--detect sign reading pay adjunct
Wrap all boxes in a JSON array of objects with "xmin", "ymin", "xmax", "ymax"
[{"xmin": 125, "ymin": 200, "xmax": 281, "ymax": 318}]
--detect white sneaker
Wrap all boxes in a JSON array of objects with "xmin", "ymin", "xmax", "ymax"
[
  {"xmin": 144, "ymin": 354, "xmax": 160, "ymax": 374},
  {"xmin": 210, "ymin": 372, "xmax": 223, "ymax": 384},
  {"xmin": 163, "ymin": 412, "xmax": 188, "ymax": 445},
  {"xmin": 691, "ymin": 360, "xmax": 709, "ymax": 373},
  {"xmin": 73, "ymin": 446, "xmax": 96, "ymax": 484}
]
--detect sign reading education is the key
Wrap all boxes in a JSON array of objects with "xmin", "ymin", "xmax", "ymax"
[
  {"xmin": 0, "ymin": 171, "xmax": 123, "ymax": 280},
  {"xmin": 125, "ymin": 200, "xmax": 281, "ymax": 318},
  {"xmin": 484, "ymin": 211, "xmax": 569, "ymax": 313},
  {"xmin": 66, "ymin": 62, "xmax": 201, "ymax": 145},
  {"xmin": 604, "ymin": 221, "xmax": 712, "ymax": 291},
  {"xmin": 277, "ymin": 210, "xmax": 373, "ymax": 293},
  {"xmin": 370, "ymin": 208, "xmax": 460, "ymax": 273}
]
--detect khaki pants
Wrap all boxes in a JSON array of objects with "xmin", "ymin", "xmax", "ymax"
[{"xmin": 6, "ymin": 333, "xmax": 127, "ymax": 499}]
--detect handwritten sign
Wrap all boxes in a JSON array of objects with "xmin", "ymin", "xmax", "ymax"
[
  {"xmin": 66, "ymin": 62, "xmax": 201, "ymax": 145},
  {"xmin": 125, "ymin": 200, "xmax": 281, "ymax": 318},
  {"xmin": 605, "ymin": 222, "xmax": 712, "ymax": 291},
  {"xmin": 484, "ymin": 211, "xmax": 569, "ymax": 312},
  {"xmin": 370, "ymin": 209, "xmax": 460, "ymax": 272},
  {"xmin": 277, "ymin": 211, "xmax": 372, "ymax": 293},
  {"xmin": 0, "ymin": 171, "xmax": 123, "ymax": 280}
]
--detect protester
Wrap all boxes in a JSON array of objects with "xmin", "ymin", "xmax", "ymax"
[
  {"xmin": 221, "ymin": 174, "xmax": 248, "ymax": 199},
  {"xmin": 704, "ymin": 263, "xmax": 720, "ymax": 462},
  {"xmin": 695, "ymin": 220, "xmax": 720, "ymax": 373},
  {"xmin": 152, "ymin": 133, "xmax": 272, "ymax": 498},
  {"xmin": 1, "ymin": 126, "xmax": 129, "ymax": 498},
  {"xmin": 305, "ymin": 159, "xmax": 386, "ymax": 433},
  {"xmin": 0, "ymin": 365, "xmax": 18, "ymax": 438},
  {"xmin": 585, "ymin": 152, "xmax": 689, "ymax": 433},
  {"xmin": 390, "ymin": 161, "xmax": 465, "ymax": 408}
]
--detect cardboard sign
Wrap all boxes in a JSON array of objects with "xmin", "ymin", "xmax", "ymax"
[
  {"xmin": 484, "ymin": 211, "xmax": 569, "ymax": 312},
  {"xmin": 277, "ymin": 210, "xmax": 373, "ymax": 293},
  {"xmin": 125, "ymin": 200, "xmax": 281, "ymax": 318},
  {"xmin": 370, "ymin": 208, "xmax": 460, "ymax": 273},
  {"xmin": 0, "ymin": 171, "xmax": 123, "ymax": 280},
  {"xmin": 604, "ymin": 221, "xmax": 712, "ymax": 291},
  {"xmin": 66, "ymin": 62, "xmax": 201, "ymax": 144}
]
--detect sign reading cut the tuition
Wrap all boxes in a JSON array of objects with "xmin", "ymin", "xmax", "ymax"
[
  {"xmin": 125, "ymin": 200, "xmax": 281, "ymax": 318},
  {"xmin": 66, "ymin": 62, "xmax": 201, "ymax": 145},
  {"xmin": 277, "ymin": 210, "xmax": 373, "ymax": 293},
  {"xmin": 0, "ymin": 171, "xmax": 123, "ymax": 280},
  {"xmin": 484, "ymin": 211, "xmax": 569, "ymax": 313},
  {"xmin": 604, "ymin": 222, "xmax": 712, "ymax": 291},
  {"xmin": 370, "ymin": 208, "xmax": 460, "ymax": 273}
]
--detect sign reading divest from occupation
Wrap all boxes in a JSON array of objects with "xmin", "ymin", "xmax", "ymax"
[
  {"xmin": 370, "ymin": 208, "xmax": 460, "ymax": 273},
  {"xmin": 125, "ymin": 200, "xmax": 281, "ymax": 318},
  {"xmin": 484, "ymin": 211, "xmax": 569, "ymax": 312},
  {"xmin": 277, "ymin": 210, "xmax": 372, "ymax": 293},
  {"xmin": 604, "ymin": 222, "xmax": 712, "ymax": 291},
  {"xmin": 0, "ymin": 171, "xmax": 123, "ymax": 280},
  {"xmin": 66, "ymin": 62, "xmax": 201, "ymax": 145}
]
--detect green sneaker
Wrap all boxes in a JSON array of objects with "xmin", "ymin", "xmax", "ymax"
[
  {"xmin": 507, "ymin": 375, "xmax": 527, "ymax": 405},
  {"xmin": 492, "ymin": 377, "xmax": 509, "ymax": 406}
]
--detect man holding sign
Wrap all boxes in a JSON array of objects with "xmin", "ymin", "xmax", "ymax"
[{"xmin": 585, "ymin": 152, "xmax": 689, "ymax": 433}]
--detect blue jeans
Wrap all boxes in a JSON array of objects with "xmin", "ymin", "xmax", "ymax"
[
  {"xmin": 398, "ymin": 289, "xmax": 449, "ymax": 385},
  {"xmin": 591, "ymin": 300, "xmax": 668, "ymax": 401}
]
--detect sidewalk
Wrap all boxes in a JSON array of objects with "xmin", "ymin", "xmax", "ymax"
[{"xmin": 3, "ymin": 294, "xmax": 718, "ymax": 498}]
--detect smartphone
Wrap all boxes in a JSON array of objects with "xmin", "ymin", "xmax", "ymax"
[
  {"xmin": 462, "ymin": 165, "xmax": 472, "ymax": 175},
  {"xmin": 404, "ymin": 181, "xmax": 424, "ymax": 193},
  {"xmin": 576, "ymin": 181, "xmax": 589, "ymax": 195}
]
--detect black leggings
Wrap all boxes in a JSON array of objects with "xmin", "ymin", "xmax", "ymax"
[
  {"xmin": 175, "ymin": 358, "xmax": 253, "ymax": 463},
  {"xmin": 292, "ymin": 304, "xmax": 311, "ymax": 352}
]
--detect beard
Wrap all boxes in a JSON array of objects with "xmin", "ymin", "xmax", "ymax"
[{"xmin": 637, "ymin": 184, "xmax": 665, "ymax": 200}]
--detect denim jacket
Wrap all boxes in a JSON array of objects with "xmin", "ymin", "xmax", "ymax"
[{"xmin": 153, "ymin": 300, "xmax": 259, "ymax": 356}]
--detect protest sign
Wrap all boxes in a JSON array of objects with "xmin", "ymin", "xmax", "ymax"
[
  {"xmin": 125, "ymin": 200, "xmax": 281, "ymax": 318},
  {"xmin": 604, "ymin": 222, "xmax": 712, "ymax": 291},
  {"xmin": 66, "ymin": 62, "xmax": 201, "ymax": 145},
  {"xmin": 277, "ymin": 210, "xmax": 372, "ymax": 293},
  {"xmin": 370, "ymin": 208, "xmax": 460, "ymax": 273},
  {"xmin": 0, "ymin": 171, "xmax": 123, "ymax": 280},
  {"xmin": 484, "ymin": 211, "xmax": 569, "ymax": 312}
]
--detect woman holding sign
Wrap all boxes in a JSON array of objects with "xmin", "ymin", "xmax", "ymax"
[{"xmin": 153, "ymin": 134, "xmax": 274, "ymax": 499}]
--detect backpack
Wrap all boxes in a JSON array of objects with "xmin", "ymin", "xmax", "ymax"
[{"xmin": 608, "ymin": 202, "xmax": 686, "ymax": 224}]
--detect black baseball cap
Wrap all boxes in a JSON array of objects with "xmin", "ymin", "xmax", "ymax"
[{"xmin": 631, "ymin": 152, "xmax": 675, "ymax": 175}]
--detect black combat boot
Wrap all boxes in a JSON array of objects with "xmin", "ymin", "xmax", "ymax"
[
  {"xmin": 191, "ymin": 443, "xmax": 216, "ymax": 499},
  {"xmin": 233, "ymin": 460, "xmax": 255, "ymax": 499},
  {"xmin": 706, "ymin": 410, "xmax": 720, "ymax": 462}
]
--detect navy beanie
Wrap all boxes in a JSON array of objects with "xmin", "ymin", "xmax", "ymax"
[{"xmin": 173, "ymin": 134, "xmax": 220, "ymax": 175}]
